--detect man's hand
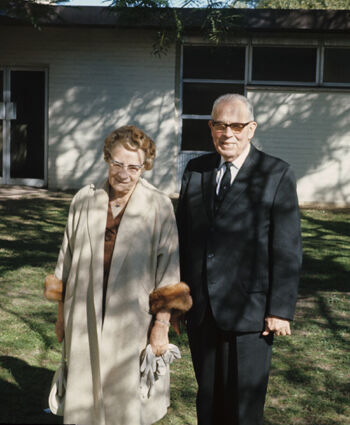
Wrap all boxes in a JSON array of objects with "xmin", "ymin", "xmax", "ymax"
[{"xmin": 262, "ymin": 315, "xmax": 291, "ymax": 336}]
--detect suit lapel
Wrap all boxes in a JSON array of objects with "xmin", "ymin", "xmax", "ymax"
[
  {"xmin": 216, "ymin": 144, "xmax": 260, "ymax": 218},
  {"xmin": 202, "ymin": 153, "xmax": 220, "ymax": 222}
]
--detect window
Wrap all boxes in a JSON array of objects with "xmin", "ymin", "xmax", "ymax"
[
  {"xmin": 183, "ymin": 46, "xmax": 245, "ymax": 80},
  {"xmin": 181, "ymin": 46, "xmax": 246, "ymax": 151},
  {"xmin": 252, "ymin": 47, "xmax": 317, "ymax": 83},
  {"xmin": 324, "ymin": 48, "xmax": 350, "ymax": 84},
  {"xmin": 183, "ymin": 82, "xmax": 244, "ymax": 116},
  {"xmin": 179, "ymin": 42, "xmax": 350, "ymax": 158},
  {"xmin": 181, "ymin": 119, "xmax": 213, "ymax": 151}
]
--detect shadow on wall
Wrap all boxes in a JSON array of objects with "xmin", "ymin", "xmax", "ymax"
[
  {"xmin": 49, "ymin": 86, "xmax": 177, "ymax": 193},
  {"xmin": 251, "ymin": 90, "xmax": 350, "ymax": 205},
  {"xmin": 48, "ymin": 81, "xmax": 350, "ymax": 203}
]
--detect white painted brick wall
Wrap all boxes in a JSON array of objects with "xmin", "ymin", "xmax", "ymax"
[
  {"xmin": 249, "ymin": 89, "xmax": 350, "ymax": 205},
  {"xmin": 2, "ymin": 25, "xmax": 350, "ymax": 204},
  {"xmin": 0, "ymin": 26, "xmax": 178, "ymax": 193}
]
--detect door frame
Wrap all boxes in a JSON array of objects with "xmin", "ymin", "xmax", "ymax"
[{"xmin": 0, "ymin": 66, "xmax": 48, "ymax": 187}]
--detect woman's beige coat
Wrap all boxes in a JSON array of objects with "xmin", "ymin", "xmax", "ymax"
[{"xmin": 54, "ymin": 178, "xmax": 180, "ymax": 425}]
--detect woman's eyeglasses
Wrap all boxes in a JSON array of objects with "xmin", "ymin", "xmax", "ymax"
[{"xmin": 109, "ymin": 159, "xmax": 144, "ymax": 175}]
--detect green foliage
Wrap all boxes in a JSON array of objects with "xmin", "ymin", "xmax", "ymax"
[
  {"xmin": 110, "ymin": 0, "xmax": 169, "ymax": 7},
  {"xmin": 0, "ymin": 0, "xmax": 68, "ymax": 29},
  {"xmin": 254, "ymin": 0, "xmax": 350, "ymax": 9}
]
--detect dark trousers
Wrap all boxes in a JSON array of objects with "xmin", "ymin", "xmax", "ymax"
[{"xmin": 187, "ymin": 308, "xmax": 273, "ymax": 425}]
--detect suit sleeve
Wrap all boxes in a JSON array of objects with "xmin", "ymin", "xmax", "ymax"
[
  {"xmin": 176, "ymin": 164, "xmax": 191, "ymax": 281},
  {"xmin": 267, "ymin": 166, "xmax": 302, "ymax": 320}
]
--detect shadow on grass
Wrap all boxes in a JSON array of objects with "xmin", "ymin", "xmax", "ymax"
[
  {"xmin": 266, "ymin": 348, "xmax": 350, "ymax": 425},
  {"xmin": 299, "ymin": 210, "xmax": 350, "ymax": 345},
  {"xmin": 1, "ymin": 199, "xmax": 349, "ymax": 425},
  {"xmin": 0, "ymin": 304, "xmax": 57, "ymax": 353},
  {"xmin": 300, "ymin": 210, "xmax": 349, "ymax": 294},
  {"xmin": 0, "ymin": 198, "xmax": 71, "ymax": 275},
  {"xmin": 262, "ymin": 210, "xmax": 350, "ymax": 425},
  {"xmin": 0, "ymin": 356, "xmax": 63, "ymax": 424}
]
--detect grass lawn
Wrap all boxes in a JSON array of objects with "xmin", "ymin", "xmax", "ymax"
[{"xmin": 0, "ymin": 193, "xmax": 349, "ymax": 425}]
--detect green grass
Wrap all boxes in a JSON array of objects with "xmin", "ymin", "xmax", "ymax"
[{"xmin": 0, "ymin": 196, "xmax": 349, "ymax": 425}]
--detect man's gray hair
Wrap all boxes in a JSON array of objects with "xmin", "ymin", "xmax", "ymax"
[{"xmin": 211, "ymin": 94, "xmax": 255, "ymax": 121}]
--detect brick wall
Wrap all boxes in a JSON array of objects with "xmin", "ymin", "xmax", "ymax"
[
  {"xmin": 0, "ymin": 26, "xmax": 178, "ymax": 193},
  {"xmin": 1, "ymin": 25, "xmax": 350, "ymax": 204},
  {"xmin": 249, "ymin": 89, "xmax": 350, "ymax": 206}
]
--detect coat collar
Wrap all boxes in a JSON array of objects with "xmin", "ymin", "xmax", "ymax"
[
  {"xmin": 104, "ymin": 178, "xmax": 149, "ymax": 305},
  {"xmin": 87, "ymin": 178, "xmax": 151, "ymax": 332},
  {"xmin": 86, "ymin": 180, "xmax": 109, "ymax": 333}
]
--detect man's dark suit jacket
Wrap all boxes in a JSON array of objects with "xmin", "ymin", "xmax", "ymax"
[{"xmin": 176, "ymin": 144, "xmax": 302, "ymax": 332}]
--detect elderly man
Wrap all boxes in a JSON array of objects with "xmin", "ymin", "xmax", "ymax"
[{"xmin": 176, "ymin": 94, "xmax": 302, "ymax": 425}]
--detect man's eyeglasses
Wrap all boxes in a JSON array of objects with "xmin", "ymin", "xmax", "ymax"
[
  {"xmin": 109, "ymin": 158, "xmax": 144, "ymax": 175},
  {"xmin": 211, "ymin": 121, "xmax": 252, "ymax": 133}
]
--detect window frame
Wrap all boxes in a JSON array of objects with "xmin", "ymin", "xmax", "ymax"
[
  {"xmin": 177, "ymin": 40, "xmax": 350, "ymax": 186},
  {"xmin": 179, "ymin": 43, "xmax": 248, "ymax": 155},
  {"xmin": 249, "ymin": 44, "xmax": 320, "ymax": 87},
  {"xmin": 321, "ymin": 45, "xmax": 350, "ymax": 87}
]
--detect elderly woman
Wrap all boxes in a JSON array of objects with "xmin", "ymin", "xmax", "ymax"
[{"xmin": 45, "ymin": 125, "xmax": 192, "ymax": 425}]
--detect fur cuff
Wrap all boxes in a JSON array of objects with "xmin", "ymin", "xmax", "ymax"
[
  {"xmin": 44, "ymin": 274, "xmax": 64, "ymax": 302},
  {"xmin": 150, "ymin": 282, "xmax": 192, "ymax": 315},
  {"xmin": 150, "ymin": 282, "xmax": 192, "ymax": 335}
]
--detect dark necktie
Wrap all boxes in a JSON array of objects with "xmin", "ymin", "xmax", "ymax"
[{"xmin": 217, "ymin": 162, "xmax": 232, "ymax": 204}]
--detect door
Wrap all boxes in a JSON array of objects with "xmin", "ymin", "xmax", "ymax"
[{"xmin": 0, "ymin": 68, "xmax": 47, "ymax": 186}]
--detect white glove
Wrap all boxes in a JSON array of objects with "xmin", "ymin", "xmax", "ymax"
[
  {"xmin": 156, "ymin": 344, "xmax": 181, "ymax": 376},
  {"xmin": 140, "ymin": 345, "xmax": 157, "ymax": 398},
  {"xmin": 140, "ymin": 343, "xmax": 181, "ymax": 398}
]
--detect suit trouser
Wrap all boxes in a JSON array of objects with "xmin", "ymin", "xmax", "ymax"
[{"xmin": 187, "ymin": 308, "xmax": 273, "ymax": 425}]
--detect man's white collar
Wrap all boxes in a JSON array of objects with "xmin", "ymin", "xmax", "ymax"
[{"xmin": 219, "ymin": 143, "xmax": 251, "ymax": 170}]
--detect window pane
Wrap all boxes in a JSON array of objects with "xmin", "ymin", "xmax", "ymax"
[
  {"xmin": 183, "ymin": 46, "xmax": 245, "ymax": 80},
  {"xmin": 183, "ymin": 83, "xmax": 244, "ymax": 115},
  {"xmin": 181, "ymin": 119, "xmax": 215, "ymax": 151},
  {"xmin": 252, "ymin": 47, "xmax": 317, "ymax": 82},
  {"xmin": 324, "ymin": 48, "xmax": 350, "ymax": 83},
  {"xmin": 10, "ymin": 71, "xmax": 45, "ymax": 179}
]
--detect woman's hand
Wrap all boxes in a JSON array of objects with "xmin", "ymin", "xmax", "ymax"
[
  {"xmin": 55, "ymin": 301, "xmax": 65, "ymax": 343},
  {"xmin": 149, "ymin": 309, "xmax": 171, "ymax": 356}
]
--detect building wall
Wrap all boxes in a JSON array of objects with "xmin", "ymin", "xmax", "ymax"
[
  {"xmin": 178, "ymin": 39, "xmax": 350, "ymax": 206},
  {"xmin": 249, "ymin": 88, "xmax": 350, "ymax": 205},
  {"xmin": 0, "ymin": 26, "xmax": 178, "ymax": 193},
  {"xmin": 1, "ymin": 25, "xmax": 350, "ymax": 204}
]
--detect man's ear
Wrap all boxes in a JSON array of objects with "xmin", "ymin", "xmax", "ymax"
[
  {"xmin": 248, "ymin": 121, "xmax": 257, "ymax": 140},
  {"xmin": 208, "ymin": 120, "xmax": 213, "ymax": 129}
]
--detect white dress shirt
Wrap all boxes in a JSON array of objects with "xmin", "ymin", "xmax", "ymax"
[{"xmin": 216, "ymin": 143, "xmax": 251, "ymax": 196}]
